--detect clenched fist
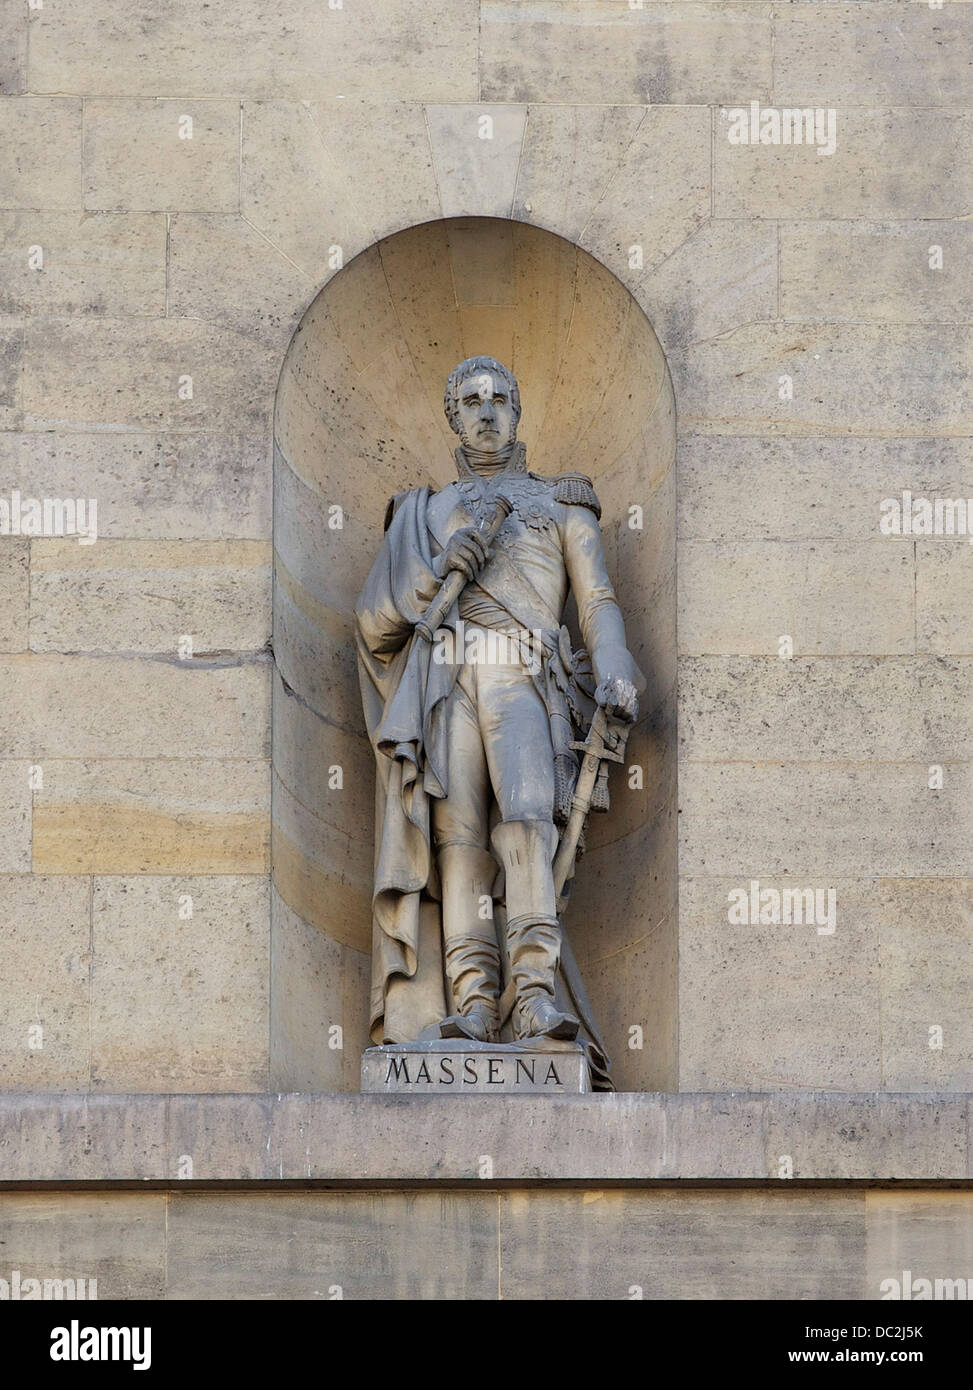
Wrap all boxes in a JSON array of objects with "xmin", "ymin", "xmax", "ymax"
[{"xmin": 433, "ymin": 526, "xmax": 491, "ymax": 583}]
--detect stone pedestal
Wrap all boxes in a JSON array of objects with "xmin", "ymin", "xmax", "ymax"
[{"xmin": 361, "ymin": 1039, "xmax": 591, "ymax": 1094}]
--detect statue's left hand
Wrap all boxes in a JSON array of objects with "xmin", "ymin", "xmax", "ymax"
[{"xmin": 595, "ymin": 674, "xmax": 639, "ymax": 723}]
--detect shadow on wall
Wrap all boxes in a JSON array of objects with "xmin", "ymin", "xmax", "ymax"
[{"xmin": 271, "ymin": 216, "xmax": 678, "ymax": 1092}]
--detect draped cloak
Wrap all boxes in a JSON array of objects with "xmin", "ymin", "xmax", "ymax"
[{"xmin": 354, "ymin": 483, "xmax": 614, "ymax": 1090}]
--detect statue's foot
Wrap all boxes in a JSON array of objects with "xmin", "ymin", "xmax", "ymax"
[
  {"xmin": 439, "ymin": 1009, "xmax": 498, "ymax": 1044},
  {"xmin": 519, "ymin": 999, "xmax": 580, "ymax": 1042}
]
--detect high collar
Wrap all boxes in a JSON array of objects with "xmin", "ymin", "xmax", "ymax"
[{"xmin": 455, "ymin": 440, "xmax": 527, "ymax": 482}]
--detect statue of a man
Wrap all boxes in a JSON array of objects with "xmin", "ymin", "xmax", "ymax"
[{"xmin": 355, "ymin": 357, "xmax": 643, "ymax": 1089}]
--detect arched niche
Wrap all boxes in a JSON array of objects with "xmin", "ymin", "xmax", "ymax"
[{"xmin": 271, "ymin": 217, "xmax": 677, "ymax": 1092}]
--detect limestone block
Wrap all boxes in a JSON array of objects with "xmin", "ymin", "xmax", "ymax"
[
  {"xmin": 0, "ymin": 654, "xmax": 270, "ymax": 758},
  {"xmin": 0, "ymin": 316, "xmax": 23, "ymax": 430},
  {"xmin": 0, "ymin": 875, "xmax": 89, "ymax": 1089},
  {"xmin": 781, "ymin": 222, "xmax": 973, "ymax": 325},
  {"xmin": 917, "ymin": 542, "xmax": 973, "ymax": 655},
  {"xmin": 0, "ymin": 1093, "xmax": 168, "ymax": 1181},
  {"xmin": 678, "ymin": 876, "xmax": 882, "ymax": 1092},
  {"xmin": 29, "ymin": 539, "xmax": 271, "ymax": 655},
  {"xmin": 580, "ymin": 912, "xmax": 678, "ymax": 1093},
  {"xmin": 0, "ymin": 760, "xmax": 31, "ymax": 872},
  {"xmin": 774, "ymin": 4, "xmax": 973, "ymax": 107},
  {"xmin": 580, "ymin": 105, "xmax": 711, "ymax": 280},
  {"xmin": 0, "ymin": 0, "xmax": 26, "ymax": 95},
  {"xmin": 512, "ymin": 106, "xmax": 645, "ymax": 242},
  {"xmin": 864, "ymin": 879, "xmax": 973, "ymax": 1092},
  {"xmin": 425, "ymin": 105, "xmax": 528, "ymax": 219},
  {"xmin": 33, "ymin": 758, "xmax": 270, "ymax": 875},
  {"xmin": 168, "ymin": 215, "xmax": 313, "ymax": 350},
  {"xmin": 272, "ymin": 668, "xmax": 372, "ymax": 848},
  {"xmin": 865, "ymin": 1192, "xmax": 973, "ymax": 1301},
  {"xmin": 271, "ymin": 771, "xmax": 371, "ymax": 952},
  {"xmin": 678, "ymin": 656, "xmax": 969, "ymax": 763},
  {"xmin": 498, "ymin": 1189, "xmax": 864, "ymax": 1300},
  {"xmin": 678, "ymin": 760, "xmax": 973, "ymax": 878},
  {"xmin": 241, "ymin": 102, "xmax": 379, "ymax": 280},
  {"xmin": 0, "ymin": 431, "xmax": 272, "ymax": 540},
  {"xmin": 676, "ymin": 436, "xmax": 973, "ymax": 542},
  {"xmin": 715, "ymin": 109, "xmax": 973, "ymax": 220},
  {"xmin": 270, "ymin": 887, "xmax": 369, "ymax": 1094},
  {"xmin": 763, "ymin": 1095, "xmax": 968, "ymax": 1181},
  {"xmin": 273, "ymin": 454, "xmax": 381, "ymax": 616},
  {"xmin": 672, "ymin": 322, "xmax": 973, "ymax": 436},
  {"xmin": 0, "ymin": 211, "xmax": 165, "ymax": 318},
  {"xmin": 0, "ymin": 1194, "xmax": 166, "ymax": 1301},
  {"xmin": 29, "ymin": 0, "xmax": 479, "ymax": 102},
  {"xmin": 481, "ymin": 2, "xmax": 773, "ymax": 106},
  {"xmin": 677, "ymin": 540, "xmax": 915, "ymax": 655},
  {"xmin": 638, "ymin": 219, "xmax": 778, "ymax": 354},
  {"xmin": 272, "ymin": 577, "xmax": 362, "ymax": 729},
  {"xmin": 0, "ymin": 539, "xmax": 28, "ymax": 650},
  {"xmin": 166, "ymin": 1191, "xmax": 497, "ymax": 1300},
  {"xmin": 23, "ymin": 318, "xmax": 277, "ymax": 433},
  {"xmin": 90, "ymin": 875, "xmax": 270, "ymax": 1093},
  {"xmin": 83, "ymin": 100, "xmax": 239, "ymax": 213},
  {"xmin": 0, "ymin": 98, "xmax": 81, "ymax": 209}
]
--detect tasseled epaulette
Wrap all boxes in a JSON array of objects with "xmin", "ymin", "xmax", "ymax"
[{"xmin": 553, "ymin": 472, "xmax": 601, "ymax": 520}]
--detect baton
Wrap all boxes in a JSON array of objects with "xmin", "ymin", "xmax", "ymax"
[{"xmin": 415, "ymin": 493, "xmax": 513, "ymax": 642}]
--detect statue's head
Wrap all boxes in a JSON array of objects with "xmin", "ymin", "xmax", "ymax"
[{"xmin": 444, "ymin": 356, "xmax": 521, "ymax": 457}]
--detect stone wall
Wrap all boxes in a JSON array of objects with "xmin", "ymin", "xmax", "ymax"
[{"xmin": 1, "ymin": 2, "xmax": 970, "ymax": 1120}]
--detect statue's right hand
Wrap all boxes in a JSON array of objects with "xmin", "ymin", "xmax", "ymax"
[{"xmin": 433, "ymin": 526, "xmax": 490, "ymax": 582}]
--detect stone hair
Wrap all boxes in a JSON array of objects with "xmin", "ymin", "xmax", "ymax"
[{"xmin": 443, "ymin": 357, "xmax": 521, "ymax": 435}]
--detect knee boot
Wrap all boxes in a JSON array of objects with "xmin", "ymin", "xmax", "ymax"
[
  {"xmin": 437, "ymin": 844, "xmax": 501, "ymax": 1043},
  {"xmin": 491, "ymin": 819, "xmax": 579, "ymax": 1042}
]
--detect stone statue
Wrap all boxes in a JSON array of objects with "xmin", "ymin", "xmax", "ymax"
[{"xmin": 355, "ymin": 357, "xmax": 644, "ymax": 1090}]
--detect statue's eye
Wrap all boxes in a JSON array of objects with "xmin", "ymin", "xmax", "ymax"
[{"xmin": 494, "ymin": 395, "xmax": 506, "ymax": 405}]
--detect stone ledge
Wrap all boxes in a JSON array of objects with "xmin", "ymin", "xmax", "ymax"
[{"xmin": 0, "ymin": 1091, "xmax": 970, "ymax": 1184}]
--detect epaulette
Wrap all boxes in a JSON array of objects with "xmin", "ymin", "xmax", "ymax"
[{"xmin": 553, "ymin": 472, "xmax": 601, "ymax": 520}]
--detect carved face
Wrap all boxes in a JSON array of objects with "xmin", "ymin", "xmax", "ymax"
[{"xmin": 454, "ymin": 371, "xmax": 517, "ymax": 454}]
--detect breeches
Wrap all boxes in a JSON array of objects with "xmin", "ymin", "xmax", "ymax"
[{"xmin": 431, "ymin": 629, "xmax": 555, "ymax": 850}]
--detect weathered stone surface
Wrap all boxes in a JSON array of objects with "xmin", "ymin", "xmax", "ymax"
[
  {"xmin": 0, "ymin": 539, "xmax": 29, "ymax": 651},
  {"xmin": 0, "ymin": 654, "xmax": 269, "ymax": 758},
  {"xmin": 362, "ymin": 1042, "xmax": 591, "ymax": 1094},
  {"xmin": 30, "ymin": 0, "xmax": 479, "ymax": 102},
  {"xmin": 672, "ymin": 323, "xmax": 973, "ymax": 436},
  {"xmin": 0, "ymin": 876, "xmax": 89, "ymax": 1090},
  {"xmin": 865, "ymin": 1192, "xmax": 973, "ymax": 1302},
  {"xmin": 29, "ymin": 539, "xmax": 271, "ymax": 655},
  {"xmin": 0, "ymin": 316, "xmax": 23, "ymax": 430},
  {"xmin": 499, "ymin": 1189, "xmax": 864, "ymax": 1300},
  {"xmin": 917, "ymin": 542, "xmax": 973, "ymax": 656},
  {"xmin": 678, "ymin": 760, "xmax": 973, "ymax": 879},
  {"xmin": 0, "ymin": 212, "xmax": 166, "ymax": 317},
  {"xmin": 481, "ymin": 2, "xmax": 772, "ymax": 106},
  {"xmin": 83, "ymin": 99, "xmax": 240, "ymax": 212},
  {"xmin": 425, "ymin": 105, "xmax": 527, "ymax": 219},
  {"xmin": 678, "ymin": 540, "xmax": 914, "ymax": 655},
  {"xmin": 679, "ymin": 876, "xmax": 882, "ymax": 1092},
  {"xmin": 167, "ymin": 1191, "xmax": 498, "ymax": 1300},
  {"xmin": 0, "ymin": 1193, "xmax": 167, "ymax": 1301},
  {"xmin": 0, "ymin": 431, "xmax": 272, "ymax": 541},
  {"xmin": 676, "ymin": 436, "xmax": 973, "ymax": 542},
  {"xmin": 580, "ymin": 105, "xmax": 711, "ymax": 279},
  {"xmin": 168, "ymin": 215, "xmax": 313, "ymax": 349},
  {"xmin": 512, "ymin": 105, "xmax": 645, "ymax": 242},
  {"xmin": 0, "ymin": 761, "xmax": 31, "ymax": 873},
  {"xmin": 774, "ymin": 4, "xmax": 973, "ymax": 107},
  {"xmin": 0, "ymin": 0, "xmax": 26, "ymax": 95},
  {"xmin": 0, "ymin": 1091, "xmax": 966, "ymax": 1184},
  {"xmin": 23, "ymin": 318, "xmax": 277, "ymax": 433},
  {"xmin": 270, "ymin": 887, "xmax": 369, "ymax": 1094},
  {"xmin": 89, "ymin": 876, "xmax": 270, "ymax": 1092},
  {"xmin": 0, "ymin": 98, "xmax": 81, "ymax": 209},
  {"xmin": 715, "ymin": 109, "xmax": 973, "ymax": 221},
  {"xmin": 33, "ymin": 758, "xmax": 270, "ymax": 874},
  {"xmin": 781, "ymin": 222, "xmax": 973, "ymax": 325}
]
